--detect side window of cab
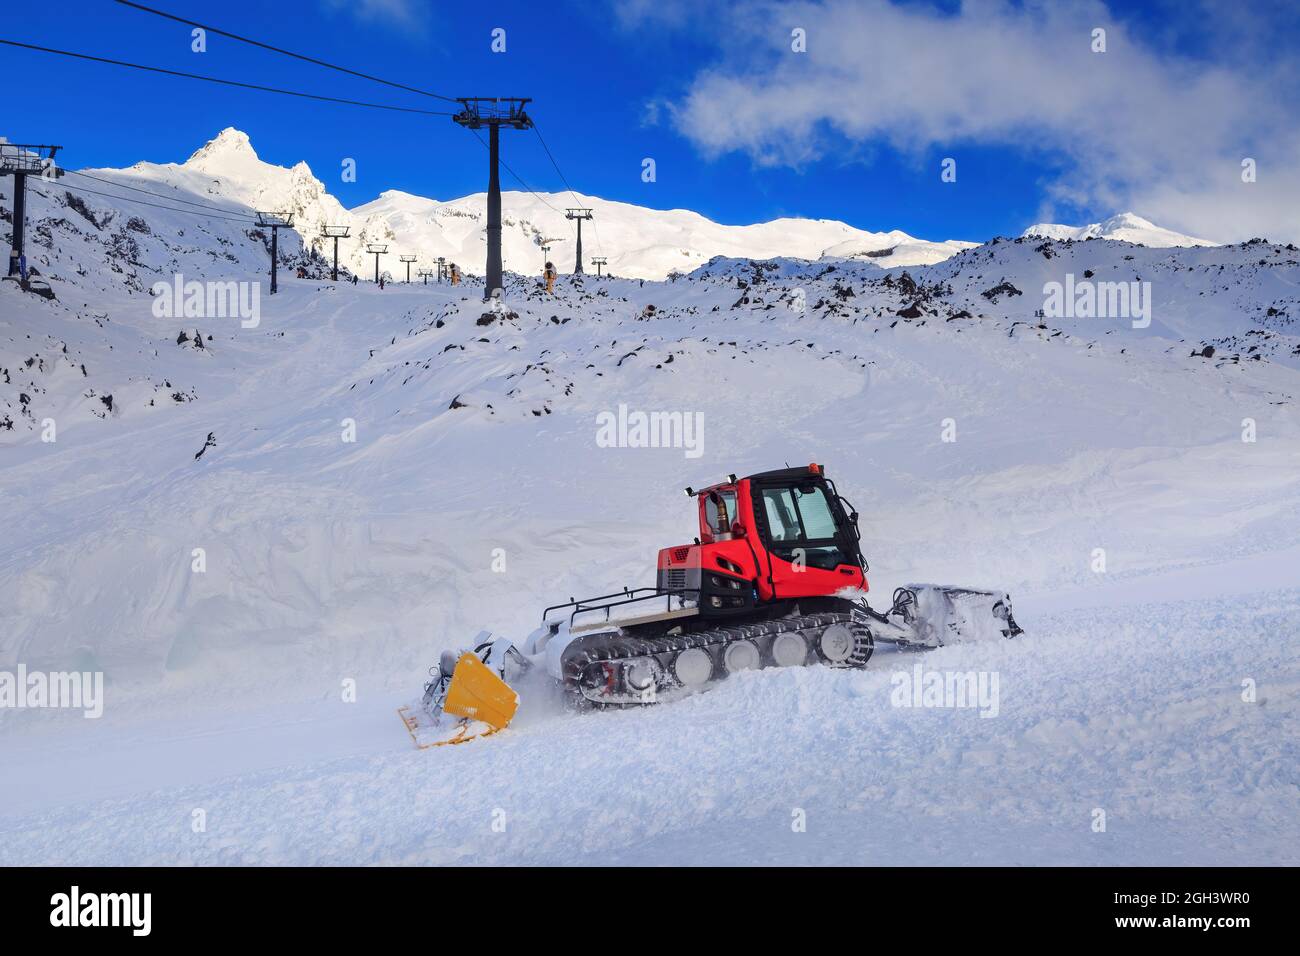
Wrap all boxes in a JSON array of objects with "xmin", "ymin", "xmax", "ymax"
[{"xmin": 703, "ymin": 490, "xmax": 738, "ymax": 537}]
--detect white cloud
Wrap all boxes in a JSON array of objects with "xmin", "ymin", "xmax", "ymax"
[
  {"xmin": 661, "ymin": 0, "xmax": 1300, "ymax": 242},
  {"xmin": 612, "ymin": 0, "xmax": 701, "ymax": 29},
  {"xmin": 320, "ymin": 0, "xmax": 426, "ymax": 30}
]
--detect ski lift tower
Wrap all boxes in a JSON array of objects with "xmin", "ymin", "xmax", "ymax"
[
  {"xmin": 366, "ymin": 243, "xmax": 388, "ymax": 283},
  {"xmin": 417, "ymin": 268, "xmax": 434, "ymax": 285},
  {"xmin": 1, "ymin": 142, "xmax": 63, "ymax": 279},
  {"xmin": 436, "ymin": 256, "xmax": 446, "ymax": 283},
  {"xmin": 321, "ymin": 225, "xmax": 350, "ymax": 282},
  {"xmin": 565, "ymin": 208, "xmax": 593, "ymax": 274},
  {"xmin": 399, "ymin": 254, "xmax": 417, "ymax": 282},
  {"xmin": 452, "ymin": 97, "xmax": 533, "ymax": 298},
  {"xmin": 591, "ymin": 256, "xmax": 608, "ymax": 277},
  {"xmin": 256, "ymin": 211, "xmax": 294, "ymax": 294}
]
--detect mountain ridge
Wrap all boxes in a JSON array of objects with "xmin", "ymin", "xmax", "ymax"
[
  {"xmin": 1022, "ymin": 212, "xmax": 1215, "ymax": 248},
  {"xmin": 70, "ymin": 128, "xmax": 1212, "ymax": 279}
]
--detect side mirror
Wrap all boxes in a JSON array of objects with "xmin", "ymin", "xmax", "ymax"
[{"xmin": 731, "ymin": 522, "xmax": 747, "ymax": 538}]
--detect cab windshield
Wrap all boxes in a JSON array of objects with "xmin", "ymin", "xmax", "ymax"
[{"xmin": 759, "ymin": 483, "xmax": 852, "ymax": 569}]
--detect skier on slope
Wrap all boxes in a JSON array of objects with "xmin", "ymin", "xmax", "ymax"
[{"xmin": 544, "ymin": 260, "xmax": 557, "ymax": 294}]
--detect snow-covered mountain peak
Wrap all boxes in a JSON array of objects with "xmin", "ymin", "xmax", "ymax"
[
  {"xmin": 1023, "ymin": 211, "xmax": 1216, "ymax": 247},
  {"xmin": 1099, "ymin": 212, "xmax": 1157, "ymax": 230},
  {"xmin": 380, "ymin": 188, "xmax": 420, "ymax": 199},
  {"xmin": 184, "ymin": 127, "xmax": 258, "ymax": 170}
]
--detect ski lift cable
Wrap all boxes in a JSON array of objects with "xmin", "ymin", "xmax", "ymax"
[
  {"xmin": 63, "ymin": 168, "xmax": 254, "ymax": 216},
  {"xmin": 113, "ymin": 0, "xmax": 461, "ymax": 104},
  {"xmin": 532, "ymin": 121, "xmax": 603, "ymax": 257},
  {"xmin": 532, "ymin": 123, "xmax": 580, "ymax": 201},
  {"xmin": 466, "ymin": 127, "xmax": 574, "ymax": 234},
  {"xmin": 54, "ymin": 180, "xmax": 259, "ymax": 224},
  {"xmin": 0, "ymin": 40, "xmax": 459, "ymax": 116},
  {"xmin": 113, "ymin": 4, "xmax": 587, "ymax": 257},
  {"xmin": 49, "ymin": 178, "xmax": 261, "ymax": 223}
]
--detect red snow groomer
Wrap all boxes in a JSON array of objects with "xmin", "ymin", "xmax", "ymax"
[{"xmin": 404, "ymin": 463, "xmax": 1021, "ymax": 746}]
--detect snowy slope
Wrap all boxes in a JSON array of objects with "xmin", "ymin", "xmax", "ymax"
[
  {"xmin": 4, "ymin": 219, "xmax": 1299, "ymax": 675},
  {"xmin": 2, "ymin": 582, "xmax": 1295, "ymax": 865},
  {"xmin": 2, "ymin": 141, "xmax": 1299, "ymax": 865},
  {"xmin": 1023, "ymin": 212, "xmax": 1216, "ymax": 247}
]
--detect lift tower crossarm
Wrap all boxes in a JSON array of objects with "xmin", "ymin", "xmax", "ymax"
[{"xmin": 0, "ymin": 142, "xmax": 62, "ymax": 174}]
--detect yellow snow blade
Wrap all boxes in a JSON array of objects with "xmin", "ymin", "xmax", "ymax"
[
  {"xmin": 397, "ymin": 706, "xmax": 501, "ymax": 748},
  {"xmin": 442, "ymin": 652, "xmax": 519, "ymax": 731},
  {"xmin": 395, "ymin": 707, "xmax": 501, "ymax": 749}
]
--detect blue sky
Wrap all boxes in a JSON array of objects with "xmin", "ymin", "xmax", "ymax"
[{"xmin": 4, "ymin": 0, "xmax": 1298, "ymax": 242}]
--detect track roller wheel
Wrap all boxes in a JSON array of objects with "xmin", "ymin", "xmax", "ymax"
[
  {"xmin": 673, "ymin": 647, "xmax": 713, "ymax": 687},
  {"xmin": 814, "ymin": 620, "xmax": 873, "ymax": 668},
  {"xmin": 722, "ymin": 640, "xmax": 761, "ymax": 674},
  {"xmin": 771, "ymin": 631, "xmax": 809, "ymax": 667}
]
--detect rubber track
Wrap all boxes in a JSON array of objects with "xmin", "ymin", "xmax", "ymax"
[{"xmin": 562, "ymin": 611, "xmax": 873, "ymax": 703}]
